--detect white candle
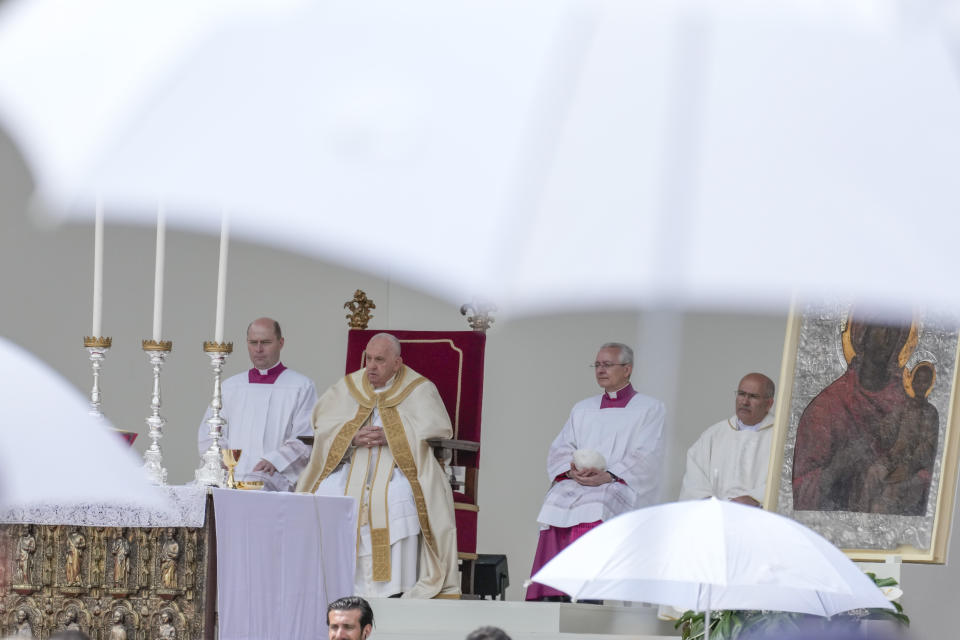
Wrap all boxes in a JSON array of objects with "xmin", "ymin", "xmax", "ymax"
[
  {"xmin": 92, "ymin": 198, "xmax": 104, "ymax": 337},
  {"xmin": 152, "ymin": 205, "xmax": 166, "ymax": 342},
  {"xmin": 214, "ymin": 214, "xmax": 229, "ymax": 343}
]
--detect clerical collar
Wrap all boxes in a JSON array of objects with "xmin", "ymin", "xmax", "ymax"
[
  {"xmin": 374, "ymin": 375, "xmax": 396, "ymax": 394},
  {"xmin": 600, "ymin": 384, "xmax": 636, "ymax": 409},
  {"xmin": 737, "ymin": 418, "xmax": 760, "ymax": 432},
  {"xmin": 248, "ymin": 362, "xmax": 287, "ymax": 384}
]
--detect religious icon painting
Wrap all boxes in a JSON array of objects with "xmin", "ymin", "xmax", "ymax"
[{"xmin": 766, "ymin": 301, "xmax": 960, "ymax": 562}]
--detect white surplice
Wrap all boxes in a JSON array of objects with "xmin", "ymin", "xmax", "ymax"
[
  {"xmin": 198, "ymin": 367, "xmax": 318, "ymax": 491},
  {"xmin": 678, "ymin": 412, "xmax": 775, "ymax": 503},
  {"xmin": 536, "ymin": 389, "xmax": 666, "ymax": 529}
]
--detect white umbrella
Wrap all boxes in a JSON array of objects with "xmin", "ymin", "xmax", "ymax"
[
  {"xmin": 0, "ymin": 336, "xmax": 169, "ymax": 509},
  {"xmin": 531, "ymin": 499, "xmax": 893, "ymax": 640},
  {"xmin": 1, "ymin": 1, "xmax": 960, "ymax": 313}
]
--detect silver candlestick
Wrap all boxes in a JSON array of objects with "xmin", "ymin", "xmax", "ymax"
[
  {"xmin": 142, "ymin": 339, "xmax": 173, "ymax": 485},
  {"xmin": 83, "ymin": 336, "xmax": 112, "ymax": 419},
  {"xmin": 195, "ymin": 341, "xmax": 233, "ymax": 486}
]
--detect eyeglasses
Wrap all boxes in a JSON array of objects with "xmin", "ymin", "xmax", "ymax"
[
  {"xmin": 735, "ymin": 390, "xmax": 771, "ymax": 401},
  {"xmin": 591, "ymin": 362, "xmax": 627, "ymax": 370}
]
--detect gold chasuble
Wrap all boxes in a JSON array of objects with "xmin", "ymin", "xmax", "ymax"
[{"xmin": 296, "ymin": 365, "xmax": 460, "ymax": 599}]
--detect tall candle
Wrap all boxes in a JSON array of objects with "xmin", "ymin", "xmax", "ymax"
[
  {"xmin": 214, "ymin": 215, "xmax": 229, "ymax": 343},
  {"xmin": 152, "ymin": 205, "xmax": 166, "ymax": 342},
  {"xmin": 92, "ymin": 198, "xmax": 104, "ymax": 337}
]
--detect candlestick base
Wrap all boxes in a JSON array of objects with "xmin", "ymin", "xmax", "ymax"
[
  {"xmin": 195, "ymin": 343, "xmax": 233, "ymax": 487},
  {"xmin": 142, "ymin": 340, "xmax": 172, "ymax": 485},
  {"xmin": 83, "ymin": 336, "xmax": 112, "ymax": 419}
]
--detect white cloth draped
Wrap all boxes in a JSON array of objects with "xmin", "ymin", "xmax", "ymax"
[
  {"xmin": 198, "ymin": 368, "xmax": 317, "ymax": 491},
  {"xmin": 536, "ymin": 392, "xmax": 666, "ymax": 528},
  {"xmin": 678, "ymin": 412, "xmax": 775, "ymax": 503},
  {"xmin": 213, "ymin": 489, "xmax": 356, "ymax": 640}
]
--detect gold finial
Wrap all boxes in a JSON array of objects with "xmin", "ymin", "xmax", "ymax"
[
  {"xmin": 460, "ymin": 300, "xmax": 497, "ymax": 333},
  {"xmin": 345, "ymin": 289, "xmax": 376, "ymax": 329}
]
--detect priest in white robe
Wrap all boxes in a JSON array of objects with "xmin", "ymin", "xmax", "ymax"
[
  {"xmin": 679, "ymin": 372, "xmax": 776, "ymax": 506},
  {"xmin": 526, "ymin": 342, "xmax": 665, "ymax": 601},
  {"xmin": 197, "ymin": 317, "xmax": 317, "ymax": 491},
  {"xmin": 297, "ymin": 333, "xmax": 459, "ymax": 599}
]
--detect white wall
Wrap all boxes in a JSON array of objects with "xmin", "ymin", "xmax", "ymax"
[{"xmin": 0, "ymin": 130, "xmax": 952, "ymax": 639}]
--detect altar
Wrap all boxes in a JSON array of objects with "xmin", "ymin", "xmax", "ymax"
[{"xmin": 0, "ymin": 487, "xmax": 357, "ymax": 639}]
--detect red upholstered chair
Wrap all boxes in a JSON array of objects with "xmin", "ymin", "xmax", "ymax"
[{"xmin": 346, "ymin": 329, "xmax": 486, "ymax": 593}]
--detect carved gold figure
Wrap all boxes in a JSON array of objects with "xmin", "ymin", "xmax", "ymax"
[
  {"xmin": 109, "ymin": 609, "xmax": 128, "ymax": 640},
  {"xmin": 65, "ymin": 529, "xmax": 86, "ymax": 585},
  {"xmin": 159, "ymin": 611, "xmax": 177, "ymax": 639},
  {"xmin": 160, "ymin": 529, "xmax": 180, "ymax": 588},
  {"xmin": 15, "ymin": 529, "xmax": 35, "ymax": 583},
  {"xmin": 113, "ymin": 530, "xmax": 131, "ymax": 586},
  {"xmin": 14, "ymin": 609, "xmax": 32, "ymax": 638}
]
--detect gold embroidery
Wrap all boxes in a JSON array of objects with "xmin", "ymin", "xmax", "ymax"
[
  {"xmin": 310, "ymin": 401, "xmax": 372, "ymax": 493},
  {"xmin": 345, "ymin": 374, "xmax": 375, "ymax": 408},
  {"xmin": 370, "ymin": 528, "xmax": 392, "ymax": 582},
  {"xmin": 380, "ymin": 403, "xmax": 437, "ymax": 553}
]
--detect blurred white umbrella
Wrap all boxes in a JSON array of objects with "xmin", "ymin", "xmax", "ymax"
[
  {"xmin": 531, "ymin": 499, "xmax": 892, "ymax": 638},
  {"xmin": 0, "ymin": 0, "xmax": 959, "ymax": 313},
  {"xmin": 0, "ymin": 336, "xmax": 168, "ymax": 509}
]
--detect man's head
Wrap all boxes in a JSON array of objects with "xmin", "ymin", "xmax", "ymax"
[
  {"xmin": 594, "ymin": 342, "xmax": 634, "ymax": 393},
  {"xmin": 735, "ymin": 373, "xmax": 775, "ymax": 426},
  {"xmin": 246, "ymin": 317, "xmax": 284, "ymax": 370},
  {"xmin": 364, "ymin": 333, "xmax": 403, "ymax": 388},
  {"xmin": 327, "ymin": 596, "xmax": 373, "ymax": 640},
  {"xmin": 466, "ymin": 626, "xmax": 513, "ymax": 640}
]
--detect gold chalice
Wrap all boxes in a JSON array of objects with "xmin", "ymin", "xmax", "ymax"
[{"xmin": 221, "ymin": 449, "xmax": 242, "ymax": 489}]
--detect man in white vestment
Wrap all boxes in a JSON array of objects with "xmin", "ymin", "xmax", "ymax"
[
  {"xmin": 297, "ymin": 333, "xmax": 459, "ymax": 599},
  {"xmin": 197, "ymin": 317, "xmax": 317, "ymax": 491},
  {"xmin": 526, "ymin": 342, "xmax": 665, "ymax": 601},
  {"xmin": 679, "ymin": 372, "xmax": 776, "ymax": 506}
]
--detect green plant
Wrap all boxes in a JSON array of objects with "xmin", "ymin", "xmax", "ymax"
[{"xmin": 674, "ymin": 574, "xmax": 909, "ymax": 640}]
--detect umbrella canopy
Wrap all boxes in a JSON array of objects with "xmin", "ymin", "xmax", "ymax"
[
  {"xmin": 531, "ymin": 498, "xmax": 894, "ymax": 617},
  {"xmin": 1, "ymin": 1, "xmax": 960, "ymax": 313},
  {"xmin": 0, "ymin": 336, "xmax": 169, "ymax": 509}
]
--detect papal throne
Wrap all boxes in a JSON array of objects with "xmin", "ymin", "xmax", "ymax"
[{"xmin": 343, "ymin": 291, "xmax": 494, "ymax": 594}]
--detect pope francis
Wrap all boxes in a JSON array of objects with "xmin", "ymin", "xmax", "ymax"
[{"xmin": 297, "ymin": 333, "xmax": 460, "ymax": 599}]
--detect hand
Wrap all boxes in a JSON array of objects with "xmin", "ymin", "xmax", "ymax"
[
  {"xmin": 252, "ymin": 459, "xmax": 277, "ymax": 476},
  {"xmin": 729, "ymin": 495, "xmax": 761, "ymax": 507},
  {"xmin": 352, "ymin": 424, "xmax": 387, "ymax": 448},
  {"xmin": 568, "ymin": 463, "xmax": 613, "ymax": 487}
]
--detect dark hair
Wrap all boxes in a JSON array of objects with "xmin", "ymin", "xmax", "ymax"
[
  {"xmin": 327, "ymin": 596, "xmax": 374, "ymax": 629},
  {"xmin": 466, "ymin": 626, "xmax": 512, "ymax": 640}
]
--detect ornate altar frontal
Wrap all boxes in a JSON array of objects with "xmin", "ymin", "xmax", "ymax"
[{"xmin": 1, "ymin": 495, "xmax": 214, "ymax": 640}]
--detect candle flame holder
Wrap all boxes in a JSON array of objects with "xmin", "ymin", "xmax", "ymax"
[
  {"xmin": 142, "ymin": 339, "xmax": 173, "ymax": 485},
  {"xmin": 83, "ymin": 336, "xmax": 112, "ymax": 419},
  {"xmin": 195, "ymin": 341, "xmax": 233, "ymax": 486}
]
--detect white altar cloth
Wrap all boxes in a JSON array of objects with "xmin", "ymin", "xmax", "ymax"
[
  {"xmin": 213, "ymin": 488, "xmax": 357, "ymax": 640},
  {"xmin": 0, "ymin": 484, "xmax": 204, "ymax": 527}
]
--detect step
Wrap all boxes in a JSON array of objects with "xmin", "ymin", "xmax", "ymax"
[{"xmin": 367, "ymin": 598, "xmax": 681, "ymax": 639}]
